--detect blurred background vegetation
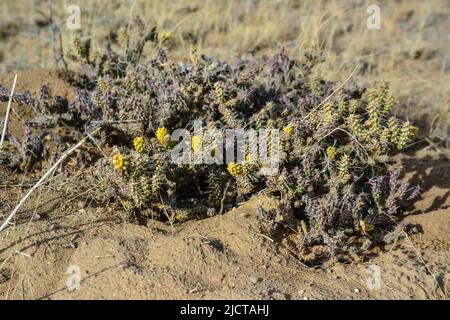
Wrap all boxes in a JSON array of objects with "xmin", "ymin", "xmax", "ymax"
[{"xmin": 0, "ymin": 0, "xmax": 448, "ymax": 150}]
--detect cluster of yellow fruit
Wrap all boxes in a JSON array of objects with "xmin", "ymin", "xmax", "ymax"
[
  {"xmin": 112, "ymin": 150, "xmax": 127, "ymax": 171},
  {"xmin": 227, "ymin": 162, "xmax": 244, "ymax": 177},
  {"xmin": 133, "ymin": 136, "xmax": 146, "ymax": 154},
  {"xmin": 283, "ymin": 123, "xmax": 294, "ymax": 136},
  {"xmin": 156, "ymin": 127, "xmax": 169, "ymax": 147},
  {"xmin": 157, "ymin": 31, "xmax": 171, "ymax": 43},
  {"xmin": 326, "ymin": 146, "xmax": 337, "ymax": 159},
  {"xmin": 191, "ymin": 135, "xmax": 203, "ymax": 153},
  {"xmin": 226, "ymin": 153, "xmax": 257, "ymax": 178}
]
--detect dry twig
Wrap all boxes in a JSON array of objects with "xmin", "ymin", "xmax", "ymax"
[
  {"xmin": 0, "ymin": 74, "xmax": 18, "ymax": 148},
  {"xmin": 0, "ymin": 127, "xmax": 101, "ymax": 232}
]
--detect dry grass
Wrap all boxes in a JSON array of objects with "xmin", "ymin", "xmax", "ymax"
[{"xmin": 0, "ymin": 0, "xmax": 448, "ymax": 144}]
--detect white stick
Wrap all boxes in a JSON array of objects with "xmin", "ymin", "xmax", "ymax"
[
  {"xmin": 0, "ymin": 74, "xmax": 18, "ymax": 148},
  {"xmin": 0, "ymin": 127, "xmax": 101, "ymax": 232}
]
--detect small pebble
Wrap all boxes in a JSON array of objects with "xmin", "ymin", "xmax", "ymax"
[
  {"xmin": 271, "ymin": 291, "xmax": 288, "ymax": 300},
  {"xmin": 33, "ymin": 212, "xmax": 48, "ymax": 221},
  {"xmin": 354, "ymin": 288, "xmax": 360, "ymax": 294},
  {"xmin": 248, "ymin": 276, "xmax": 262, "ymax": 284}
]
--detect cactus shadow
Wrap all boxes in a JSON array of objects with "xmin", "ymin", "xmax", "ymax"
[{"xmin": 402, "ymin": 153, "xmax": 450, "ymax": 213}]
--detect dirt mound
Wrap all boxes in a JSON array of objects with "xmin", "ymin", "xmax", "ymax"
[
  {"xmin": 0, "ymin": 172, "xmax": 448, "ymax": 300},
  {"xmin": 1, "ymin": 70, "xmax": 74, "ymax": 139},
  {"xmin": 0, "ymin": 197, "xmax": 362, "ymax": 300}
]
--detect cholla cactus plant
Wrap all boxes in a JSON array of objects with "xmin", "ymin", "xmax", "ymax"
[{"xmin": 0, "ymin": 18, "xmax": 421, "ymax": 262}]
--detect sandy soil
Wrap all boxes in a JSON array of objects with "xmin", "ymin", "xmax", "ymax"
[
  {"xmin": 0, "ymin": 70, "xmax": 449, "ymax": 300},
  {"xmin": 0, "ymin": 166, "xmax": 448, "ymax": 300}
]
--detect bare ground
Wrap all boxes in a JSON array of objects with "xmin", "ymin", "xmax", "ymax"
[{"xmin": 0, "ymin": 168, "xmax": 448, "ymax": 300}]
